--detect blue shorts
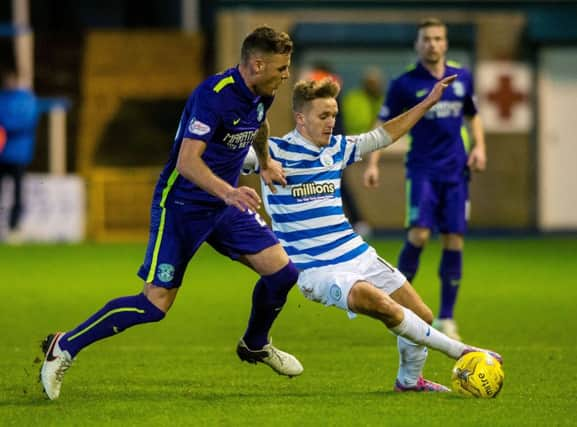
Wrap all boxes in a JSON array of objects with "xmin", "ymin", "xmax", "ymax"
[
  {"xmin": 137, "ymin": 200, "xmax": 279, "ymax": 288},
  {"xmin": 404, "ymin": 176, "xmax": 469, "ymax": 234}
]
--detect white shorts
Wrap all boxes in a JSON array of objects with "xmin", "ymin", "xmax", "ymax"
[{"xmin": 297, "ymin": 247, "xmax": 406, "ymax": 318}]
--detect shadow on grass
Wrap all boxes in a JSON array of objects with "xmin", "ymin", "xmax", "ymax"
[{"xmin": 2, "ymin": 385, "xmax": 464, "ymax": 407}]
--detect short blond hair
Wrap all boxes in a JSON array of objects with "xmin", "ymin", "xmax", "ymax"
[{"xmin": 292, "ymin": 78, "xmax": 340, "ymax": 112}]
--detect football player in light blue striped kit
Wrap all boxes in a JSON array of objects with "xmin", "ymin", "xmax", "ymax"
[{"xmin": 243, "ymin": 76, "xmax": 501, "ymax": 391}]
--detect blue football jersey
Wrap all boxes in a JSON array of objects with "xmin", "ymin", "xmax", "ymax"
[
  {"xmin": 379, "ymin": 61, "xmax": 477, "ymax": 182},
  {"xmin": 155, "ymin": 66, "xmax": 273, "ymax": 206}
]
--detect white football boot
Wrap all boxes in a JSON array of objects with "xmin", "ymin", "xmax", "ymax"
[
  {"xmin": 237, "ymin": 338, "xmax": 303, "ymax": 377},
  {"xmin": 40, "ymin": 332, "xmax": 73, "ymax": 400}
]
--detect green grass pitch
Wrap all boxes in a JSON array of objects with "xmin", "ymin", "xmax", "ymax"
[{"xmin": 1, "ymin": 237, "xmax": 576, "ymax": 426}]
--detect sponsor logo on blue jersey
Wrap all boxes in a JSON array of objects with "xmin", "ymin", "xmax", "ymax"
[
  {"xmin": 223, "ymin": 129, "xmax": 258, "ymax": 150},
  {"xmin": 291, "ymin": 182, "xmax": 336, "ymax": 199},
  {"xmin": 425, "ymin": 101, "xmax": 463, "ymax": 119},
  {"xmin": 257, "ymin": 102, "xmax": 264, "ymax": 122}
]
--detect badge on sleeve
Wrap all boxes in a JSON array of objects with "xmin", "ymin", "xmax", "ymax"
[{"xmin": 188, "ymin": 117, "xmax": 211, "ymax": 136}]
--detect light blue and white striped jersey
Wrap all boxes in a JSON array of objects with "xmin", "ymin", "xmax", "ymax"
[{"xmin": 262, "ymin": 129, "xmax": 370, "ymax": 270}]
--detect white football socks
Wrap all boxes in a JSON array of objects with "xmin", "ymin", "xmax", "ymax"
[
  {"xmin": 397, "ymin": 336, "xmax": 427, "ymax": 386},
  {"xmin": 391, "ymin": 307, "xmax": 466, "ymax": 359}
]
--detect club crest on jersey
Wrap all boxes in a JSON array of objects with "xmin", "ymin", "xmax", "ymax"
[
  {"xmin": 157, "ymin": 263, "xmax": 175, "ymax": 283},
  {"xmin": 320, "ymin": 152, "xmax": 334, "ymax": 167},
  {"xmin": 257, "ymin": 103, "xmax": 264, "ymax": 122},
  {"xmin": 188, "ymin": 117, "xmax": 211, "ymax": 136},
  {"xmin": 452, "ymin": 81, "xmax": 465, "ymax": 97},
  {"xmin": 329, "ymin": 284, "xmax": 342, "ymax": 301}
]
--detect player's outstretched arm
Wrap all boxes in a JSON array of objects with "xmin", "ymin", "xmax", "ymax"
[
  {"xmin": 360, "ymin": 75, "xmax": 456, "ymax": 188},
  {"xmin": 177, "ymin": 138, "xmax": 261, "ymax": 212},
  {"xmin": 381, "ymin": 74, "xmax": 456, "ymax": 141}
]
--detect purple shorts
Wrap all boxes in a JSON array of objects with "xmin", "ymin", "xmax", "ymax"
[
  {"xmin": 138, "ymin": 200, "xmax": 278, "ymax": 288},
  {"xmin": 404, "ymin": 176, "xmax": 469, "ymax": 234}
]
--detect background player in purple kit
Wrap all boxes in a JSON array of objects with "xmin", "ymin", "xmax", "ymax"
[
  {"xmin": 40, "ymin": 26, "xmax": 302, "ymax": 401},
  {"xmin": 364, "ymin": 18, "xmax": 486, "ymax": 340}
]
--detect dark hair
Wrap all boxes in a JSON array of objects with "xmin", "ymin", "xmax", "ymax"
[
  {"xmin": 292, "ymin": 78, "xmax": 340, "ymax": 112},
  {"xmin": 418, "ymin": 17, "xmax": 447, "ymax": 32},
  {"xmin": 241, "ymin": 26, "xmax": 293, "ymax": 64}
]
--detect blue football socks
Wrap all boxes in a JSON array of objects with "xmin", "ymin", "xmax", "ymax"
[
  {"xmin": 398, "ymin": 240, "xmax": 423, "ymax": 283},
  {"xmin": 59, "ymin": 293, "xmax": 165, "ymax": 358},
  {"xmin": 439, "ymin": 249, "xmax": 462, "ymax": 319},
  {"xmin": 242, "ymin": 262, "xmax": 298, "ymax": 350}
]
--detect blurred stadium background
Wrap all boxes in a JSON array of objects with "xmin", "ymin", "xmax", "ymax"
[
  {"xmin": 2, "ymin": 2, "xmax": 577, "ymax": 423},
  {"xmin": 1, "ymin": 0, "xmax": 576, "ymax": 241}
]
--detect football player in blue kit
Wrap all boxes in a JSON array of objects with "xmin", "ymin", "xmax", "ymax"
[
  {"xmin": 40, "ymin": 26, "xmax": 302, "ymax": 400},
  {"xmin": 364, "ymin": 18, "xmax": 487, "ymax": 340}
]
